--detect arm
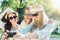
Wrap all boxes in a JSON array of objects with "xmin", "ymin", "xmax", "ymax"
[
  {"xmin": 33, "ymin": 19, "xmax": 56, "ymax": 39},
  {"xmin": 0, "ymin": 8, "xmax": 14, "ymax": 31},
  {"xmin": 23, "ymin": 19, "xmax": 56, "ymax": 39},
  {"xmin": 0, "ymin": 8, "xmax": 9, "ymax": 20},
  {"xmin": 0, "ymin": 8, "xmax": 14, "ymax": 20}
]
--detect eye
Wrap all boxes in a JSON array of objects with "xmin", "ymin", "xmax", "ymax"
[
  {"xmin": 9, "ymin": 17, "xmax": 13, "ymax": 20},
  {"xmin": 13, "ymin": 16, "xmax": 17, "ymax": 18}
]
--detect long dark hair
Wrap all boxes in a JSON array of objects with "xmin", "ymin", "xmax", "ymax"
[{"xmin": 4, "ymin": 12, "xmax": 16, "ymax": 32}]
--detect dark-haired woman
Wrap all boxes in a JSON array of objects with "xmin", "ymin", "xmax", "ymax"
[{"xmin": 0, "ymin": 8, "xmax": 20, "ymax": 40}]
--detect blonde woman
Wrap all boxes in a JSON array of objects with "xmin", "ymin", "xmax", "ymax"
[{"xmin": 19, "ymin": 4, "xmax": 56, "ymax": 40}]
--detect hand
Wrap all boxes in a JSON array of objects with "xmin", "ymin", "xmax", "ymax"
[
  {"xmin": 48, "ymin": 19, "xmax": 55, "ymax": 23},
  {"xmin": 13, "ymin": 34, "xmax": 22, "ymax": 40},
  {"xmin": 2, "ymin": 30, "xmax": 9, "ymax": 39}
]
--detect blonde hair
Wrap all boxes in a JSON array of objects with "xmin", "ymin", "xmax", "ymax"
[
  {"xmin": 38, "ymin": 11, "xmax": 49, "ymax": 29},
  {"xmin": 30, "ymin": 3, "xmax": 49, "ymax": 32}
]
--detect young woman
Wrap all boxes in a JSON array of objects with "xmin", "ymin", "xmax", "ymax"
[
  {"xmin": 0, "ymin": 8, "xmax": 20, "ymax": 40},
  {"xmin": 0, "ymin": 8, "xmax": 18, "ymax": 31}
]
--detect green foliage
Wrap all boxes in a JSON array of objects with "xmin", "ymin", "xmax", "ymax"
[
  {"xmin": 18, "ymin": 14, "xmax": 24, "ymax": 24},
  {"xmin": 52, "ymin": 27, "xmax": 60, "ymax": 35},
  {"xmin": 2, "ymin": 0, "xmax": 10, "ymax": 10},
  {"xmin": 2, "ymin": 0, "xmax": 19, "ymax": 11},
  {"xmin": 1, "ymin": 14, "xmax": 6, "ymax": 22},
  {"xmin": 0, "ymin": 28, "xmax": 3, "ymax": 38},
  {"xmin": 2, "ymin": 0, "xmax": 27, "ymax": 11}
]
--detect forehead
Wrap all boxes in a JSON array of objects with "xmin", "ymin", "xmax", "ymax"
[
  {"xmin": 25, "ymin": 9, "xmax": 30, "ymax": 13},
  {"xmin": 30, "ymin": 11, "xmax": 42, "ymax": 14},
  {"xmin": 8, "ymin": 12, "xmax": 15, "ymax": 17}
]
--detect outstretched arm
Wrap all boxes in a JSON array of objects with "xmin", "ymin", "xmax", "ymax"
[
  {"xmin": 0, "ymin": 8, "xmax": 13, "ymax": 20},
  {"xmin": 0, "ymin": 8, "xmax": 14, "ymax": 31}
]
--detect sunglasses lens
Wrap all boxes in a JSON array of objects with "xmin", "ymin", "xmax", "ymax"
[
  {"xmin": 9, "ymin": 17, "xmax": 13, "ymax": 20},
  {"xmin": 13, "ymin": 16, "xmax": 17, "ymax": 19},
  {"xmin": 32, "ymin": 13, "xmax": 38, "ymax": 16},
  {"xmin": 9, "ymin": 16, "xmax": 17, "ymax": 20}
]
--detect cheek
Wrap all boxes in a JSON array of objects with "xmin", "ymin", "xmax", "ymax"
[
  {"xmin": 9, "ymin": 20, "xmax": 12, "ymax": 23},
  {"xmin": 10, "ymin": 19, "xmax": 16, "ymax": 22},
  {"xmin": 28, "ymin": 16, "xmax": 31, "ymax": 19},
  {"xmin": 24, "ymin": 16, "xmax": 29, "ymax": 20},
  {"xmin": 32, "ymin": 16, "xmax": 38, "ymax": 20},
  {"xmin": 24, "ymin": 16, "xmax": 26, "ymax": 18},
  {"xmin": 14, "ymin": 18, "xmax": 18, "ymax": 22},
  {"xmin": 16, "ymin": 17, "xmax": 18, "ymax": 20}
]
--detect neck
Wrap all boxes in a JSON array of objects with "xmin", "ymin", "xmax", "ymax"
[{"xmin": 12, "ymin": 23, "xmax": 17, "ymax": 30}]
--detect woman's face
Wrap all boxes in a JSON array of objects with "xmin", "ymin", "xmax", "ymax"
[
  {"xmin": 31, "ymin": 11, "xmax": 42, "ymax": 25},
  {"xmin": 8, "ymin": 12, "xmax": 18, "ymax": 25},
  {"xmin": 24, "ymin": 9, "xmax": 32, "ymax": 24}
]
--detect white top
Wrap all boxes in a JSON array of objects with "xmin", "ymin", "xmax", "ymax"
[
  {"xmin": 19, "ymin": 20, "xmax": 34, "ymax": 34},
  {"xmin": 33, "ymin": 20, "xmax": 56, "ymax": 40}
]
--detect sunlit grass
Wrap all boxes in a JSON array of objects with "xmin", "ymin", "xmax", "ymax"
[
  {"xmin": 0, "ymin": 29, "xmax": 3, "ymax": 38},
  {"xmin": 50, "ymin": 34, "xmax": 60, "ymax": 38}
]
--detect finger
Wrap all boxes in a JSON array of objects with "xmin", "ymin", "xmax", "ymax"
[
  {"xmin": 6, "ymin": 30, "xmax": 9, "ymax": 32},
  {"xmin": 4, "ymin": 32, "xmax": 9, "ymax": 36}
]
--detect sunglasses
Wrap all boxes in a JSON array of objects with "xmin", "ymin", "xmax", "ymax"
[
  {"xmin": 31, "ymin": 13, "xmax": 38, "ymax": 17},
  {"xmin": 9, "ymin": 16, "xmax": 17, "ymax": 20},
  {"xmin": 24, "ymin": 14, "xmax": 31, "ymax": 16}
]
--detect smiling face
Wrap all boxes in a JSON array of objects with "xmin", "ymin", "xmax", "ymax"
[
  {"xmin": 8, "ymin": 12, "xmax": 18, "ymax": 25},
  {"xmin": 31, "ymin": 11, "xmax": 43, "ymax": 26},
  {"xmin": 24, "ymin": 8, "xmax": 32, "ymax": 24}
]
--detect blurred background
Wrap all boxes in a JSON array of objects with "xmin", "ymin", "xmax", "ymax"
[{"xmin": 0, "ymin": 0, "xmax": 60, "ymax": 39}]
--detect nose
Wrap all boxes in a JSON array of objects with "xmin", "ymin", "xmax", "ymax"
[{"xmin": 12, "ymin": 18, "xmax": 16, "ymax": 21}]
